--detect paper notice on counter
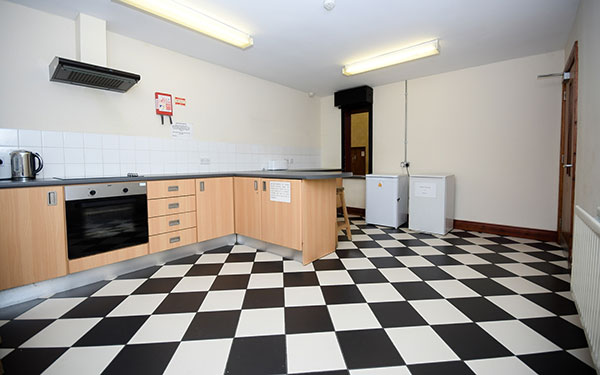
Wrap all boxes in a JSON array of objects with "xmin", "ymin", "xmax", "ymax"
[
  {"xmin": 414, "ymin": 182, "xmax": 437, "ymax": 198},
  {"xmin": 171, "ymin": 122, "xmax": 192, "ymax": 138},
  {"xmin": 270, "ymin": 181, "xmax": 291, "ymax": 203}
]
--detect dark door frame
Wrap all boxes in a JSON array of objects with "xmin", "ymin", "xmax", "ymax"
[{"xmin": 341, "ymin": 104, "xmax": 373, "ymax": 175}]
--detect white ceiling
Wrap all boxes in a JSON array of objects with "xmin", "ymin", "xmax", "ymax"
[{"xmin": 11, "ymin": 0, "xmax": 579, "ymax": 96}]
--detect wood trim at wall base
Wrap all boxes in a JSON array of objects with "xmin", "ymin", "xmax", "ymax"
[
  {"xmin": 453, "ymin": 220, "xmax": 558, "ymax": 243},
  {"xmin": 346, "ymin": 207, "xmax": 365, "ymax": 217}
]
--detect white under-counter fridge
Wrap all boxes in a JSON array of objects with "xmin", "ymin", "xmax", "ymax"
[
  {"xmin": 409, "ymin": 174, "xmax": 455, "ymax": 235},
  {"xmin": 365, "ymin": 174, "xmax": 409, "ymax": 228}
]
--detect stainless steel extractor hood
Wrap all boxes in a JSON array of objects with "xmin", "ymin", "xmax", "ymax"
[{"xmin": 49, "ymin": 56, "xmax": 141, "ymax": 93}]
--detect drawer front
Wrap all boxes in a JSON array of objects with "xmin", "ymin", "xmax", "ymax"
[
  {"xmin": 147, "ymin": 179, "xmax": 196, "ymax": 199},
  {"xmin": 149, "ymin": 228, "xmax": 197, "ymax": 254},
  {"xmin": 147, "ymin": 195, "xmax": 196, "ymax": 217},
  {"xmin": 148, "ymin": 212, "xmax": 197, "ymax": 235}
]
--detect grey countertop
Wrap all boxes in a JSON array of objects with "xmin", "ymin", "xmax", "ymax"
[{"xmin": 0, "ymin": 169, "xmax": 351, "ymax": 189}]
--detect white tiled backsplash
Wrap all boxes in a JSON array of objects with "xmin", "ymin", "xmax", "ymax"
[{"xmin": 0, "ymin": 128, "xmax": 321, "ymax": 179}]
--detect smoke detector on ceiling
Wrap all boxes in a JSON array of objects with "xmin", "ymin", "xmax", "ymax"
[{"xmin": 323, "ymin": 0, "xmax": 335, "ymax": 11}]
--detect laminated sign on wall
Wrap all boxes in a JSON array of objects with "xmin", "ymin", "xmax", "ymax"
[{"xmin": 270, "ymin": 181, "xmax": 291, "ymax": 203}]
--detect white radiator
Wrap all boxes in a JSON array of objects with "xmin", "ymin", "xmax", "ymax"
[{"xmin": 572, "ymin": 205, "xmax": 600, "ymax": 371}]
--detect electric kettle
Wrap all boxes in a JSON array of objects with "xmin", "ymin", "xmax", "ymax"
[{"xmin": 10, "ymin": 150, "xmax": 43, "ymax": 180}]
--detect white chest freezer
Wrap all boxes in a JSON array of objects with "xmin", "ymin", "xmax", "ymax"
[
  {"xmin": 409, "ymin": 174, "xmax": 455, "ymax": 235},
  {"xmin": 366, "ymin": 174, "xmax": 409, "ymax": 228}
]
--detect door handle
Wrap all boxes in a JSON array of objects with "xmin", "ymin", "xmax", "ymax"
[
  {"xmin": 199, "ymin": 181, "xmax": 205, "ymax": 192},
  {"xmin": 563, "ymin": 164, "xmax": 573, "ymax": 168},
  {"xmin": 167, "ymin": 185, "xmax": 179, "ymax": 192}
]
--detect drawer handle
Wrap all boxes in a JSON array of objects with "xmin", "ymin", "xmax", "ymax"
[
  {"xmin": 169, "ymin": 236, "xmax": 181, "ymax": 244},
  {"xmin": 168, "ymin": 185, "xmax": 179, "ymax": 192},
  {"xmin": 200, "ymin": 181, "xmax": 205, "ymax": 192},
  {"xmin": 168, "ymin": 203, "xmax": 180, "ymax": 209},
  {"xmin": 169, "ymin": 219, "xmax": 180, "ymax": 227}
]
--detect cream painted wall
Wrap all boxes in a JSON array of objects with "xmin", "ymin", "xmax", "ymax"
[
  {"xmin": 0, "ymin": 1, "xmax": 320, "ymax": 149},
  {"xmin": 321, "ymin": 51, "xmax": 564, "ymax": 230},
  {"xmin": 565, "ymin": 0, "xmax": 600, "ymax": 218}
]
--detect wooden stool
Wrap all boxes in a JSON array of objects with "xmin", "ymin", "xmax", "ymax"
[{"xmin": 336, "ymin": 187, "xmax": 352, "ymax": 243}]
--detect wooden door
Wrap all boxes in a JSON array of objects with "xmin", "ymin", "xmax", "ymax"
[
  {"xmin": 196, "ymin": 177, "xmax": 235, "ymax": 242},
  {"xmin": 261, "ymin": 179, "xmax": 302, "ymax": 250},
  {"xmin": 558, "ymin": 42, "xmax": 578, "ymax": 256},
  {"xmin": 234, "ymin": 177, "xmax": 262, "ymax": 239},
  {"xmin": 0, "ymin": 187, "xmax": 68, "ymax": 290}
]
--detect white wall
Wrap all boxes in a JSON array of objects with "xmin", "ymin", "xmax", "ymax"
[
  {"xmin": 321, "ymin": 51, "xmax": 564, "ymax": 231},
  {"xmin": 566, "ymin": 0, "xmax": 600, "ymax": 218},
  {"xmin": 0, "ymin": 1, "xmax": 320, "ymax": 149}
]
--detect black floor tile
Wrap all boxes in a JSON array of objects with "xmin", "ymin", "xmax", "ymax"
[
  {"xmin": 523, "ymin": 293, "xmax": 578, "ymax": 316},
  {"xmin": 0, "ymin": 319, "xmax": 54, "ymax": 347},
  {"xmin": 251, "ymin": 261, "xmax": 283, "ymax": 273},
  {"xmin": 153, "ymin": 292, "xmax": 206, "ymax": 314},
  {"xmin": 284, "ymin": 272, "xmax": 320, "ymax": 287},
  {"xmin": 52, "ymin": 280, "xmax": 110, "ymax": 298},
  {"xmin": 185, "ymin": 263, "xmax": 223, "ymax": 276},
  {"xmin": 336, "ymin": 249, "xmax": 367, "ymax": 258},
  {"xmin": 392, "ymin": 282, "xmax": 443, "ymax": 300},
  {"xmin": 1, "ymin": 348, "xmax": 68, "ymax": 375},
  {"xmin": 469, "ymin": 264, "xmax": 517, "ymax": 278},
  {"xmin": 459, "ymin": 278, "xmax": 516, "ymax": 296},
  {"xmin": 61, "ymin": 296, "xmax": 126, "ymax": 318},
  {"xmin": 527, "ymin": 262, "xmax": 570, "ymax": 274},
  {"xmin": 75, "ymin": 316, "xmax": 148, "ymax": 346},
  {"xmin": 423, "ymin": 255, "xmax": 464, "ymax": 266},
  {"xmin": 410, "ymin": 267, "xmax": 454, "ymax": 281},
  {"xmin": 226, "ymin": 253, "xmax": 256, "ymax": 263},
  {"xmin": 370, "ymin": 301, "xmax": 428, "ymax": 327},
  {"xmin": 285, "ymin": 305, "xmax": 334, "ymax": 334},
  {"xmin": 321, "ymin": 285, "xmax": 366, "ymax": 304},
  {"xmin": 313, "ymin": 259, "xmax": 346, "ymax": 271},
  {"xmin": 205, "ymin": 245, "xmax": 234, "ymax": 253},
  {"xmin": 475, "ymin": 253, "xmax": 517, "ymax": 264},
  {"xmin": 524, "ymin": 275, "xmax": 571, "ymax": 292},
  {"xmin": 449, "ymin": 297, "xmax": 514, "ymax": 322},
  {"xmin": 0, "ymin": 299, "xmax": 44, "ymax": 319},
  {"xmin": 242, "ymin": 288, "xmax": 284, "ymax": 309},
  {"xmin": 210, "ymin": 275, "xmax": 250, "ymax": 290},
  {"xmin": 433, "ymin": 323, "xmax": 512, "ymax": 360},
  {"xmin": 408, "ymin": 361, "xmax": 476, "ymax": 375},
  {"xmin": 369, "ymin": 257, "xmax": 404, "ymax": 268},
  {"xmin": 399, "ymin": 239, "xmax": 429, "ymax": 247},
  {"xmin": 182, "ymin": 310, "xmax": 240, "ymax": 340},
  {"xmin": 348, "ymin": 269, "xmax": 387, "ymax": 283},
  {"xmin": 385, "ymin": 247, "xmax": 418, "ymax": 256},
  {"xmin": 518, "ymin": 351, "xmax": 596, "ymax": 375},
  {"xmin": 522, "ymin": 317, "xmax": 589, "ymax": 350},
  {"xmin": 102, "ymin": 342, "xmax": 179, "ymax": 375},
  {"xmin": 353, "ymin": 241, "xmax": 382, "ymax": 248},
  {"xmin": 225, "ymin": 335, "xmax": 287, "ymax": 375},
  {"xmin": 116, "ymin": 266, "xmax": 162, "ymax": 279},
  {"xmin": 166, "ymin": 254, "xmax": 200, "ymax": 265},
  {"xmin": 336, "ymin": 329, "xmax": 404, "ymax": 369},
  {"xmin": 433, "ymin": 245, "xmax": 469, "ymax": 255},
  {"xmin": 132, "ymin": 278, "xmax": 180, "ymax": 294}
]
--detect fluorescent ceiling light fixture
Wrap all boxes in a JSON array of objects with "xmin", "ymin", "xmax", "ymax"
[
  {"xmin": 342, "ymin": 39, "xmax": 439, "ymax": 76},
  {"xmin": 114, "ymin": 0, "xmax": 253, "ymax": 49}
]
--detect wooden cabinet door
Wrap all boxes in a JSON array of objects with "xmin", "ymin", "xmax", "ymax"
[
  {"xmin": 234, "ymin": 177, "xmax": 262, "ymax": 239},
  {"xmin": 196, "ymin": 177, "xmax": 235, "ymax": 242},
  {"xmin": 261, "ymin": 179, "xmax": 302, "ymax": 250},
  {"xmin": 0, "ymin": 187, "xmax": 68, "ymax": 290}
]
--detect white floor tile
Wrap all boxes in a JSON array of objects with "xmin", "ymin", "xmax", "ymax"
[
  {"xmin": 396, "ymin": 256, "xmax": 434, "ymax": 268},
  {"xmin": 426, "ymin": 280, "xmax": 480, "ymax": 298},
  {"xmin": 380, "ymin": 268, "xmax": 421, "ymax": 282},
  {"xmin": 492, "ymin": 277, "xmax": 550, "ymax": 294},
  {"xmin": 199, "ymin": 290, "xmax": 245, "ymax": 312},
  {"xmin": 219, "ymin": 262, "xmax": 253, "ymax": 275},
  {"xmin": 316, "ymin": 270, "xmax": 354, "ymax": 286},
  {"xmin": 466, "ymin": 356, "xmax": 538, "ymax": 375},
  {"xmin": 376, "ymin": 240, "xmax": 404, "ymax": 248},
  {"xmin": 287, "ymin": 332, "xmax": 346, "ymax": 373},
  {"xmin": 350, "ymin": 366, "xmax": 411, "ymax": 375},
  {"xmin": 22, "ymin": 318, "xmax": 101, "ymax": 347},
  {"xmin": 341, "ymin": 258, "xmax": 375, "ymax": 270},
  {"xmin": 107, "ymin": 294, "xmax": 167, "ymax": 317},
  {"xmin": 357, "ymin": 283, "xmax": 404, "ymax": 302},
  {"xmin": 285, "ymin": 286, "xmax": 325, "ymax": 307},
  {"xmin": 327, "ymin": 303, "xmax": 381, "ymax": 331},
  {"xmin": 478, "ymin": 320, "xmax": 561, "ymax": 355},
  {"xmin": 438, "ymin": 265, "xmax": 486, "ymax": 279},
  {"xmin": 128, "ymin": 313, "xmax": 194, "ymax": 344},
  {"xmin": 248, "ymin": 273, "xmax": 284, "ymax": 289},
  {"xmin": 449, "ymin": 254, "xmax": 491, "ymax": 265},
  {"xmin": 164, "ymin": 339, "xmax": 232, "ymax": 375},
  {"xmin": 254, "ymin": 251, "xmax": 283, "ymax": 262},
  {"xmin": 16, "ymin": 298, "xmax": 86, "ymax": 319},
  {"xmin": 235, "ymin": 308, "xmax": 285, "ymax": 337},
  {"xmin": 196, "ymin": 253, "xmax": 229, "ymax": 264},
  {"xmin": 409, "ymin": 300, "xmax": 471, "ymax": 325},
  {"xmin": 360, "ymin": 248, "xmax": 393, "ymax": 257},
  {"xmin": 497, "ymin": 264, "xmax": 546, "ymax": 277},
  {"xmin": 386, "ymin": 326, "xmax": 459, "ymax": 364},
  {"xmin": 230, "ymin": 245, "xmax": 257, "ymax": 253},
  {"xmin": 150, "ymin": 265, "xmax": 193, "ymax": 278},
  {"xmin": 411, "ymin": 247, "xmax": 444, "ymax": 256},
  {"xmin": 284, "ymin": 261, "xmax": 315, "ymax": 273},
  {"xmin": 486, "ymin": 295, "xmax": 554, "ymax": 319},
  {"xmin": 92, "ymin": 279, "xmax": 146, "ymax": 297},
  {"xmin": 172, "ymin": 276, "xmax": 216, "ymax": 292},
  {"xmin": 41, "ymin": 345, "xmax": 122, "ymax": 375}
]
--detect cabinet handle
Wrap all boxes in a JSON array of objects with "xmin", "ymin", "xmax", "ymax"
[
  {"xmin": 200, "ymin": 181, "xmax": 205, "ymax": 192},
  {"xmin": 169, "ymin": 236, "xmax": 181, "ymax": 244},
  {"xmin": 262, "ymin": 181, "xmax": 266, "ymax": 191},
  {"xmin": 169, "ymin": 219, "xmax": 180, "ymax": 227},
  {"xmin": 168, "ymin": 185, "xmax": 179, "ymax": 192},
  {"xmin": 254, "ymin": 180, "xmax": 258, "ymax": 191},
  {"xmin": 47, "ymin": 191, "xmax": 57, "ymax": 206},
  {"xmin": 168, "ymin": 202, "xmax": 180, "ymax": 209}
]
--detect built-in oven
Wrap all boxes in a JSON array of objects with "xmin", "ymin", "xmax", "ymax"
[{"xmin": 65, "ymin": 182, "xmax": 148, "ymax": 260}]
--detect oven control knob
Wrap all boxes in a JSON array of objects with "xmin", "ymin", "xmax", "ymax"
[
  {"xmin": 123, "ymin": 188, "xmax": 129, "ymax": 193},
  {"xmin": 89, "ymin": 190, "xmax": 96, "ymax": 196}
]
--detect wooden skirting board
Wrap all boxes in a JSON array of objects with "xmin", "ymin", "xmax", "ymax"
[{"xmin": 453, "ymin": 219, "xmax": 557, "ymax": 243}]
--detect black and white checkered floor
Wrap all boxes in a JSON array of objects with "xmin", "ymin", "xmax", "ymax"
[{"xmin": 0, "ymin": 218, "xmax": 596, "ymax": 374}]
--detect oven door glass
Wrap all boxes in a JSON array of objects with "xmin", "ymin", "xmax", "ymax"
[{"xmin": 66, "ymin": 195, "xmax": 148, "ymax": 260}]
